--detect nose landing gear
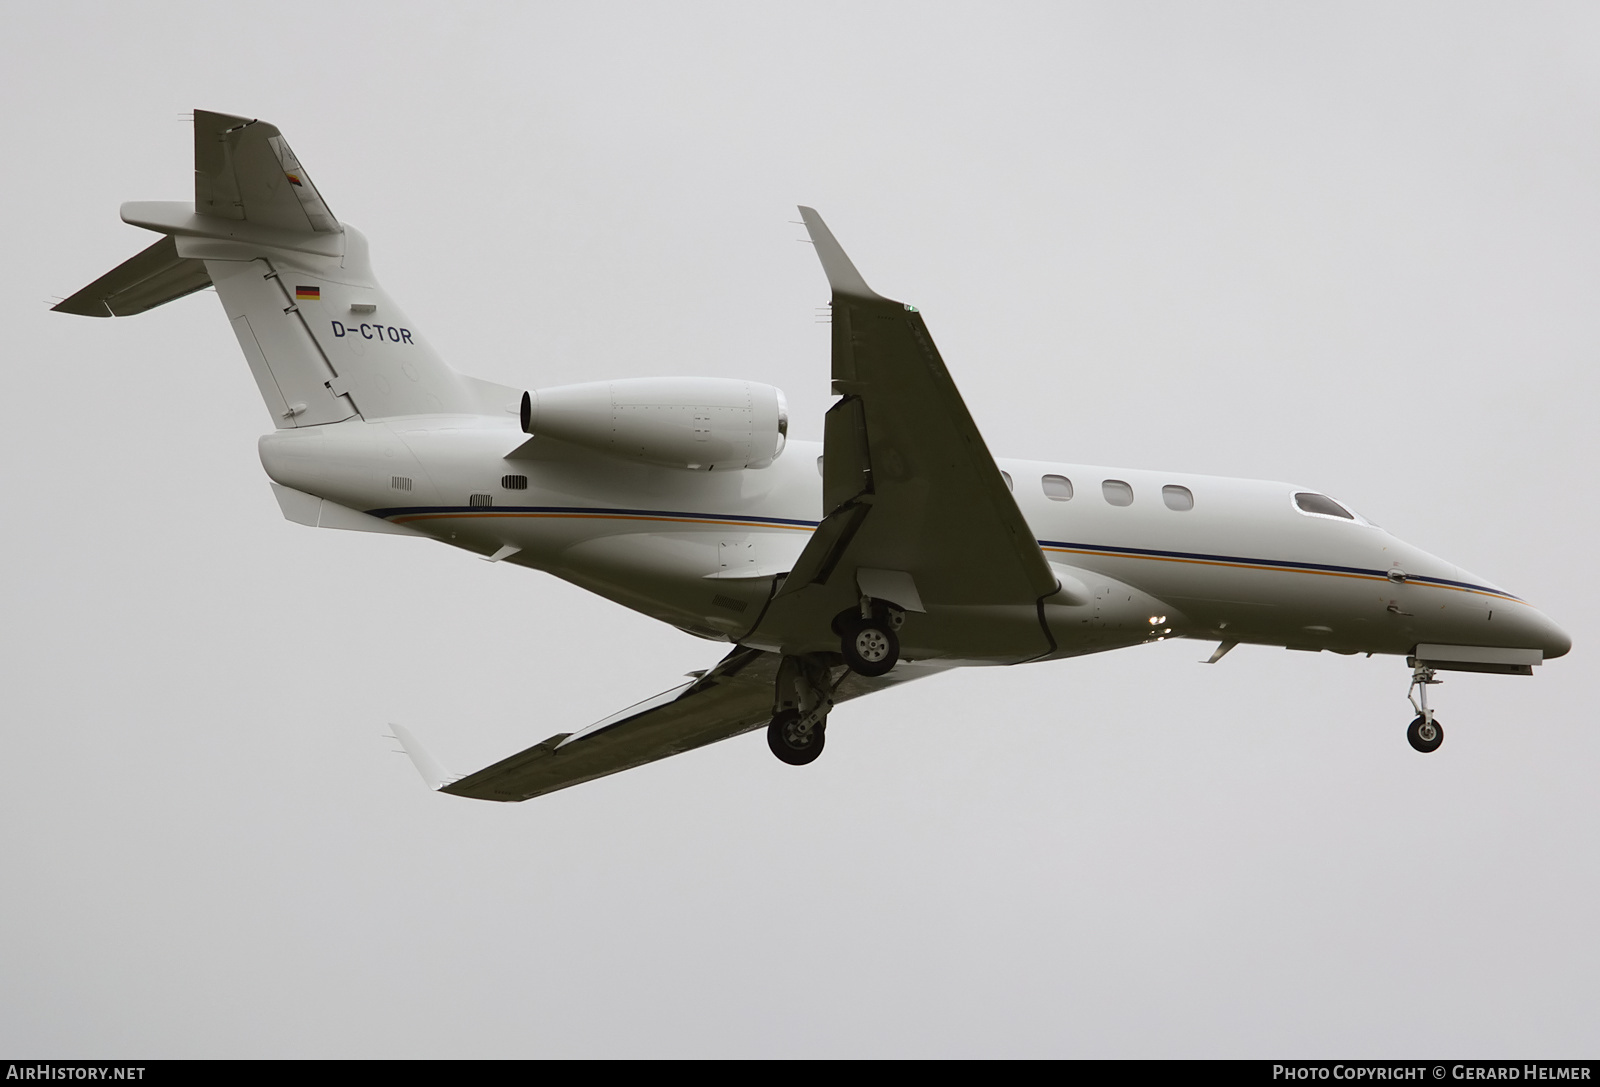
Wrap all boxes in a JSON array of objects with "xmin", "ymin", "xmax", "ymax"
[{"xmin": 1405, "ymin": 664, "xmax": 1444, "ymax": 753}]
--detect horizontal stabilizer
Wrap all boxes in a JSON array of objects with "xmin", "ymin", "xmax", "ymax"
[{"xmin": 52, "ymin": 235, "xmax": 211, "ymax": 317}]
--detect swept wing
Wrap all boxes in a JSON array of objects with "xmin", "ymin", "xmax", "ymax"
[
  {"xmin": 399, "ymin": 647, "xmax": 935, "ymax": 802},
  {"xmin": 399, "ymin": 208, "xmax": 1056, "ymax": 800},
  {"xmin": 781, "ymin": 208, "xmax": 1057, "ymax": 608}
]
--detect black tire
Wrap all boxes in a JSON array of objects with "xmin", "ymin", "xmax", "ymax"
[
  {"xmin": 1406, "ymin": 714, "xmax": 1444, "ymax": 753},
  {"xmin": 768, "ymin": 709, "xmax": 825, "ymax": 765},
  {"xmin": 840, "ymin": 618, "xmax": 899, "ymax": 677}
]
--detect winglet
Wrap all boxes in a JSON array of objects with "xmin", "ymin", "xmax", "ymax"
[
  {"xmin": 388, "ymin": 724, "xmax": 458, "ymax": 791},
  {"xmin": 798, "ymin": 206, "xmax": 885, "ymax": 301}
]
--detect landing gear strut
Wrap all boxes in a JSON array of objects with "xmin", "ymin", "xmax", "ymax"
[
  {"xmin": 1405, "ymin": 663, "xmax": 1444, "ymax": 753},
  {"xmin": 838, "ymin": 596, "xmax": 905, "ymax": 678},
  {"xmin": 767, "ymin": 655, "xmax": 835, "ymax": 766}
]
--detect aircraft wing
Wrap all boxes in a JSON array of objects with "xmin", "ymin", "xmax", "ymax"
[
  {"xmin": 402, "ymin": 646, "xmax": 933, "ymax": 802},
  {"xmin": 781, "ymin": 208, "xmax": 1058, "ymax": 609}
]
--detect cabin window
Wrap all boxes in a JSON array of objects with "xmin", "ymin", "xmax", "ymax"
[
  {"xmin": 1102, "ymin": 479, "xmax": 1134, "ymax": 507},
  {"xmin": 469, "ymin": 493, "xmax": 494, "ymax": 508},
  {"xmin": 1162, "ymin": 485, "xmax": 1194, "ymax": 511},
  {"xmin": 1041, "ymin": 474, "xmax": 1073, "ymax": 501},
  {"xmin": 501, "ymin": 474, "xmax": 528, "ymax": 490},
  {"xmin": 390, "ymin": 476, "xmax": 412, "ymax": 492},
  {"xmin": 816, "ymin": 455, "xmax": 825, "ymax": 477},
  {"xmin": 1294, "ymin": 492, "xmax": 1353, "ymax": 520},
  {"xmin": 1000, "ymin": 471, "xmax": 1013, "ymax": 491}
]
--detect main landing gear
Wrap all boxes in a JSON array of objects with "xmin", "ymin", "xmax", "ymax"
[
  {"xmin": 766, "ymin": 599, "xmax": 907, "ymax": 766},
  {"xmin": 767, "ymin": 655, "xmax": 836, "ymax": 766},
  {"xmin": 1405, "ymin": 663, "xmax": 1444, "ymax": 754},
  {"xmin": 838, "ymin": 597, "xmax": 905, "ymax": 678},
  {"xmin": 767, "ymin": 708, "xmax": 825, "ymax": 765}
]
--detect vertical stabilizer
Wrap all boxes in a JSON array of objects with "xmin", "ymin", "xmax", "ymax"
[
  {"xmin": 193, "ymin": 109, "xmax": 341, "ymax": 234},
  {"xmin": 54, "ymin": 110, "xmax": 520, "ymax": 428}
]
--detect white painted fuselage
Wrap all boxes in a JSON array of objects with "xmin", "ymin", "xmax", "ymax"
[{"xmin": 259, "ymin": 415, "xmax": 1571, "ymax": 667}]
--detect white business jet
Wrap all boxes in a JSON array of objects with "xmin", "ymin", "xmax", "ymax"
[{"xmin": 55, "ymin": 110, "xmax": 1570, "ymax": 801}]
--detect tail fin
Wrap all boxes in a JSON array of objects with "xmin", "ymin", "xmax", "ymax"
[{"xmin": 55, "ymin": 109, "xmax": 516, "ymax": 427}]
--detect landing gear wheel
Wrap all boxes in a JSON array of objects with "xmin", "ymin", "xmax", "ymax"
[
  {"xmin": 767, "ymin": 709, "xmax": 825, "ymax": 766},
  {"xmin": 1407, "ymin": 714, "xmax": 1444, "ymax": 754},
  {"xmin": 840, "ymin": 618, "xmax": 900, "ymax": 677}
]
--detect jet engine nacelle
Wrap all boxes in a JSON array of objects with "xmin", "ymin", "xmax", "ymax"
[{"xmin": 520, "ymin": 377, "xmax": 788, "ymax": 471}]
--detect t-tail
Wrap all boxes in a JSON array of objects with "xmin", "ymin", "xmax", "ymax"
[{"xmin": 54, "ymin": 109, "xmax": 515, "ymax": 425}]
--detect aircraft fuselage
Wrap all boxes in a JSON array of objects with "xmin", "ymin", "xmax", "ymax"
[{"xmin": 258, "ymin": 415, "xmax": 1570, "ymax": 668}]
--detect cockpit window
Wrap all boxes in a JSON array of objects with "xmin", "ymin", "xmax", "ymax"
[{"xmin": 1294, "ymin": 492, "xmax": 1354, "ymax": 519}]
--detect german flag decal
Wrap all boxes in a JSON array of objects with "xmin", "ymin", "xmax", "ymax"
[
  {"xmin": 285, "ymin": 172, "xmax": 303, "ymax": 187},
  {"xmin": 295, "ymin": 285, "xmax": 320, "ymax": 301}
]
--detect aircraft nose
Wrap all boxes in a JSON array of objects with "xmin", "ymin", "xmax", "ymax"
[
  {"xmin": 1531, "ymin": 608, "xmax": 1572, "ymax": 660},
  {"xmin": 1499, "ymin": 601, "xmax": 1572, "ymax": 660}
]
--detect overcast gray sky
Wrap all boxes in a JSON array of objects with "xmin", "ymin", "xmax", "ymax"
[{"xmin": 3, "ymin": 2, "xmax": 1597, "ymax": 1057}]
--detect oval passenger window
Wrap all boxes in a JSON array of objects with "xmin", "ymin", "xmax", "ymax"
[
  {"xmin": 1000, "ymin": 471, "xmax": 1013, "ymax": 491},
  {"xmin": 1162, "ymin": 485, "xmax": 1193, "ymax": 511},
  {"xmin": 1294, "ymin": 492, "xmax": 1353, "ymax": 519},
  {"xmin": 1041, "ymin": 474, "xmax": 1073, "ymax": 501},
  {"xmin": 1102, "ymin": 479, "xmax": 1134, "ymax": 507}
]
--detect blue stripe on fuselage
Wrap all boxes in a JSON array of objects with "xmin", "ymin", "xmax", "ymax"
[{"xmin": 364, "ymin": 505, "xmax": 1521, "ymax": 602}]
